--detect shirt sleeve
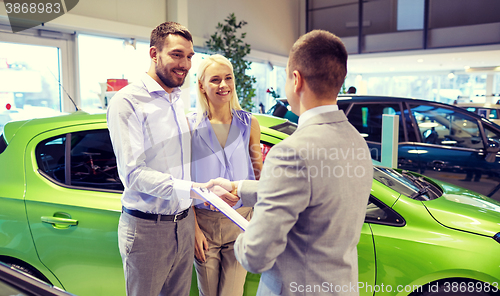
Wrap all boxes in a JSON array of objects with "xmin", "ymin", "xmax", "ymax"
[{"xmin": 107, "ymin": 94, "xmax": 192, "ymax": 202}]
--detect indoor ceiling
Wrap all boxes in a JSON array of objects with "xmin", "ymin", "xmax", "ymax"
[{"xmin": 347, "ymin": 43, "xmax": 500, "ymax": 75}]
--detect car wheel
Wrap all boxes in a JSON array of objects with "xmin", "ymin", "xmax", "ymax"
[{"xmin": 420, "ymin": 280, "xmax": 497, "ymax": 296}]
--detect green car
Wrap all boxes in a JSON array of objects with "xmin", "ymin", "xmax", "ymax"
[{"xmin": 0, "ymin": 112, "xmax": 499, "ymax": 296}]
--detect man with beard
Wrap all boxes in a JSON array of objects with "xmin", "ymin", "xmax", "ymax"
[{"xmin": 107, "ymin": 22, "xmax": 208, "ymax": 296}]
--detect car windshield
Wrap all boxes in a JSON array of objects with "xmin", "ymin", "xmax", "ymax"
[
  {"xmin": 269, "ymin": 121, "xmax": 297, "ymax": 135},
  {"xmin": 373, "ymin": 167, "xmax": 442, "ymax": 200}
]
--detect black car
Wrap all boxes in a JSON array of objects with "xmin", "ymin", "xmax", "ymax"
[{"xmin": 269, "ymin": 95, "xmax": 500, "ymax": 202}]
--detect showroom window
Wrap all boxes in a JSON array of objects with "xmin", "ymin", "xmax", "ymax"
[
  {"xmin": 36, "ymin": 129, "xmax": 123, "ymax": 192},
  {"xmin": 78, "ymin": 34, "xmax": 150, "ymax": 112},
  {"xmin": 0, "ymin": 38, "xmax": 68, "ymax": 133}
]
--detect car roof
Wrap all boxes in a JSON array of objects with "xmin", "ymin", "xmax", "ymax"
[
  {"xmin": 2, "ymin": 111, "xmax": 107, "ymax": 144},
  {"xmin": 336, "ymin": 94, "xmax": 500, "ymax": 127}
]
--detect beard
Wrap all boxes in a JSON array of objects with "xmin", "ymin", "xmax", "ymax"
[{"xmin": 156, "ymin": 58, "xmax": 187, "ymax": 89}]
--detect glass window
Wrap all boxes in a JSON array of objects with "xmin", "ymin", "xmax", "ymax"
[
  {"xmin": 70, "ymin": 130, "xmax": 122, "ymax": 191},
  {"xmin": 188, "ymin": 52, "xmax": 211, "ymax": 109},
  {"xmin": 397, "ymin": 0, "xmax": 424, "ymax": 31},
  {"xmin": 0, "ymin": 41, "xmax": 64, "ymax": 133},
  {"xmin": 346, "ymin": 103, "xmax": 405, "ymax": 143},
  {"xmin": 484, "ymin": 125, "xmax": 500, "ymax": 143},
  {"xmin": 78, "ymin": 34, "xmax": 150, "ymax": 113},
  {"xmin": 36, "ymin": 130, "xmax": 123, "ymax": 191},
  {"xmin": 373, "ymin": 167, "xmax": 442, "ymax": 200},
  {"xmin": 429, "ymin": 0, "xmax": 500, "ymax": 29},
  {"xmin": 37, "ymin": 135, "xmax": 67, "ymax": 184},
  {"xmin": 410, "ymin": 104, "xmax": 483, "ymax": 149},
  {"xmin": 365, "ymin": 195, "xmax": 405, "ymax": 226},
  {"xmin": 308, "ymin": 0, "xmax": 359, "ymax": 38}
]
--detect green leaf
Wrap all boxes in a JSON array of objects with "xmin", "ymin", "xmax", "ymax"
[{"xmin": 205, "ymin": 13, "xmax": 257, "ymax": 111}]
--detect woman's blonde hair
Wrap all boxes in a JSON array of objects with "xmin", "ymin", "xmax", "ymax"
[{"xmin": 195, "ymin": 54, "xmax": 242, "ymax": 125}]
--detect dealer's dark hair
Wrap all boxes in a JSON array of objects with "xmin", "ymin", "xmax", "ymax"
[
  {"xmin": 150, "ymin": 21, "xmax": 193, "ymax": 52},
  {"xmin": 288, "ymin": 30, "xmax": 347, "ymax": 96}
]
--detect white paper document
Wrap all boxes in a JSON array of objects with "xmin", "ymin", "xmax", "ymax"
[{"xmin": 191, "ymin": 187, "xmax": 249, "ymax": 231}]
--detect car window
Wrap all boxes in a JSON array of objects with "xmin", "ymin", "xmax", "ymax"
[
  {"xmin": 410, "ymin": 104, "xmax": 483, "ymax": 149},
  {"xmin": 268, "ymin": 121, "xmax": 297, "ymax": 135},
  {"xmin": 365, "ymin": 195, "xmax": 405, "ymax": 226},
  {"xmin": 483, "ymin": 125, "xmax": 500, "ymax": 142},
  {"xmin": 36, "ymin": 129, "xmax": 124, "ymax": 191},
  {"xmin": 345, "ymin": 103, "xmax": 405, "ymax": 143},
  {"xmin": 373, "ymin": 167, "xmax": 442, "ymax": 200}
]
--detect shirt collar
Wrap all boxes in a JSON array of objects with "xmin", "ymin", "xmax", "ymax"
[
  {"xmin": 298, "ymin": 104, "xmax": 339, "ymax": 127},
  {"xmin": 141, "ymin": 73, "xmax": 182, "ymax": 102}
]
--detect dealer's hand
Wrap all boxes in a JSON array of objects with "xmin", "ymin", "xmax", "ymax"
[{"xmin": 190, "ymin": 180, "xmax": 214, "ymax": 200}]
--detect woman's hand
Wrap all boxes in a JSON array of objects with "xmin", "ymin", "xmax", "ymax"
[{"xmin": 194, "ymin": 223, "xmax": 208, "ymax": 263}]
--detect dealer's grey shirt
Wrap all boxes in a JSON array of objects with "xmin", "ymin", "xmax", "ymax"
[{"xmin": 107, "ymin": 73, "xmax": 192, "ymax": 215}]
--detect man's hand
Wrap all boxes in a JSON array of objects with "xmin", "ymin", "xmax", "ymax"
[
  {"xmin": 211, "ymin": 177, "xmax": 235, "ymax": 192},
  {"xmin": 208, "ymin": 182, "xmax": 239, "ymax": 208},
  {"xmin": 190, "ymin": 180, "xmax": 213, "ymax": 200}
]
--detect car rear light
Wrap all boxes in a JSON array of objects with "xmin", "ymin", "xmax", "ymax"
[
  {"xmin": 260, "ymin": 143, "xmax": 272, "ymax": 163},
  {"xmin": 6, "ymin": 103, "xmax": 11, "ymax": 110}
]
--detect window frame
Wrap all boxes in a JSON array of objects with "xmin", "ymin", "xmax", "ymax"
[
  {"xmin": 365, "ymin": 195, "xmax": 406, "ymax": 227},
  {"xmin": 36, "ymin": 128, "xmax": 124, "ymax": 194}
]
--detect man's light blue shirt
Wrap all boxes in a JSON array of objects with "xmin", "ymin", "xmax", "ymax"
[{"xmin": 107, "ymin": 73, "xmax": 192, "ymax": 215}]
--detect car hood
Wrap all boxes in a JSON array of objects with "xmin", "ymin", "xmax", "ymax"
[{"xmin": 422, "ymin": 184, "xmax": 500, "ymax": 237}]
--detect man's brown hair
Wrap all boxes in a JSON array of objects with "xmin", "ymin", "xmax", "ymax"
[
  {"xmin": 288, "ymin": 30, "xmax": 347, "ymax": 96},
  {"xmin": 150, "ymin": 21, "xmax": 193, "ymax": 52}
]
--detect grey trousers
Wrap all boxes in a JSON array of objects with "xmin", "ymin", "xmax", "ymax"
[
  {"xmin": 194, "ymin": 207, "xmax": 253, "ymax": 296},
  {"xmin": 118, "ymin": 208, "xmax": 195, "ymax": 296}
]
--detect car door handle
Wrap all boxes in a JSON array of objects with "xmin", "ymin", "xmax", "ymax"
[{"xmin": 41, "ymin": 216, "xmax": 78, "ymax": 229}]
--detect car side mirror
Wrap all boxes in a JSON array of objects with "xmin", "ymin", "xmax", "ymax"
[{"xmin": 485, "ymin": 139, "xmax": 500, "ymax": 163}]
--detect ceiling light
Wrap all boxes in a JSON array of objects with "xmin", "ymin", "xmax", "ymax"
[{"xmin": 417, "ymin": 59, "xmax": 424, "ymax": 63}]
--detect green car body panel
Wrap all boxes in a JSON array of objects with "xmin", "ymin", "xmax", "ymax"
[{"xmin": 0, "ymin": 112, "xmax": 499, "ymax": 296}]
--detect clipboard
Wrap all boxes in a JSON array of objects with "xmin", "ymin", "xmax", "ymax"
[{"xmin": 191, "ymin": 187, "xmax": 249, "ymax": 231}]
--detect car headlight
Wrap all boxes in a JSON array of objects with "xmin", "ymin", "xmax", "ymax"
[{"xmin": 494, "ymin": 232, "xmax": 500, "ymax": 244}]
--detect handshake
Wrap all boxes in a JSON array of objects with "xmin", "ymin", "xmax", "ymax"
[{"xmin": 191, "ymin": 178, "xmax": 240, "ymax": 207}]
